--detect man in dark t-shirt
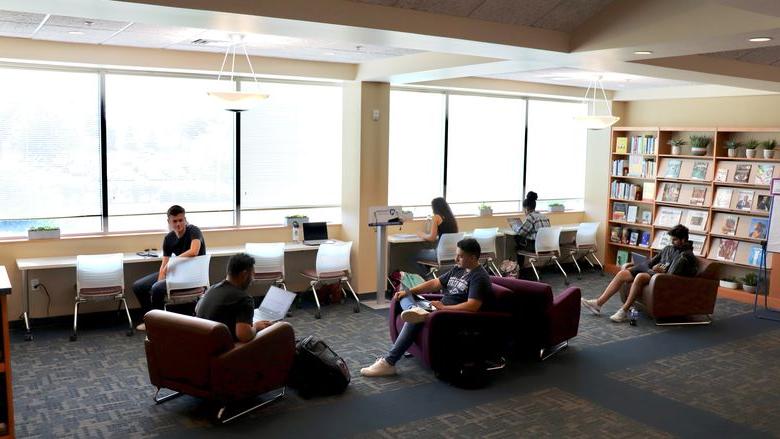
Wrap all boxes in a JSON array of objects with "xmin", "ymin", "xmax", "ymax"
[
  {"xmin": 361, "ymin": 238, "xmax": 492, "ymax": 377},
  {"xmin": 196, "ymin": 253, "xmax": 273, "ymax": 342},
  {"xmin": 133, "ymin": 205, "xmax": 207, "ymax": 331}
]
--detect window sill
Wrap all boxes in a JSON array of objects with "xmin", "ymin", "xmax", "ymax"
[{"xmin": 410, "ymin": 210, "xmax": 584, "ymax": 221}]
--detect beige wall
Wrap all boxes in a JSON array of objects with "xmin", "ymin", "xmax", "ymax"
[{"xmin": 623, "ymin": 95, "xmax": 780, "ymax": 127}]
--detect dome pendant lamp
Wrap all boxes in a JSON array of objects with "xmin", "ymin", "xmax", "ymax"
[
  {"xmin": 574, "ymin": 75, "xmax": 619, "ymax": 129},
  {"xmin": 207, "ymin": 35, "xmax": 269, "ymax": 112}
]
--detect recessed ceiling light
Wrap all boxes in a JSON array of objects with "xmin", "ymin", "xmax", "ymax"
[
  {"xmin": 633, "ymin": 50, "xmax": 653, "ymax": 55},
  {"xmin": 324, "ymin": 52, "xmax": 337, "ymax": 56},
  {"xmin": 68, "ymin": 31, "xmax": 84, "ymax": 35},
  {"xmin": 749, "ymin": 37, "xmax": 773, "ymax": 42}
]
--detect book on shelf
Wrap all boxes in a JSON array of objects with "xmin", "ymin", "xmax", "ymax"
[
  {"xmin": 715, "ymin": 168, "xmax": 729, "ymax": 182},
  {"xmin": 714, "ymin": 187, "xmax": 733, "ymax": 208},
  {"xmin": 616, "ymin": 249, "xmax": 629, "ymax": 266},
  {"xmin": 690, "ymin": 161, "xmax": 709, "ymax": 180},
  {"xmin": 613, "ymin": 157, "xmax": 655, "ymax": 178},
  {"xmin": 610, "ymin": 226, "xmax": 622, "ymax": 243},
  {"xmin": 664, "ymin": 159, "xmax": 682, "ymax": 179},
  {"xmin": 755, "ymin": 164, "xmax": 774, "ymax": 185},
  {"xmin": 652, "ymin": 230, "xmax": 671, "ymax": 249},
  {"xmin": 736, "ymin": 190, "xmax": 754, "ymax": 211},
  {"xmin": 621, "ymin": 228, "xmax": 631, "ymax": 244},
  {"xmin": 612, "ymin": 159, "xmax": 629, "ymax": 176},
  {"xmin": 612, "ymin": 202, "xmax": 628, "ymax": 220},
  {"xmin": 749, "ymin": 218, "xmax": 769, "ymax": 240},
  {"xmin": 628, "ymin": 155, "xmax": 643, "ymax": 176},
  {"xmin": 627, "ymin": 205, "xmax": 638, "ymax": 223},
  {"xmin": 690, "ymin": 187, "xmax": 707, "ymax": 206},
  {"xmin": 689, "ymin": 234, "xmax": 706, "ymax": 256},
  {"xmin": 748, "ymin": 245, "xmax": 765, "ymax": 266},
  {"xmin": 641, "ymin": 210, "xmax": 652, "ymax": 224},
  {"xmin": 611, "ymin": 181, "xmax": 642, "ymax": 200},
  {"xmin": 630, "ymin": 135, "xmax": 656, "ymax": 154},
  {"xmin": 642, "ymin": 182, "xmax": 656, "ymax": 201},
  {"xmin": 615, "ymin": 137, "xmax": 628, "ymax": 154},
  {"xmin": 721, "ymin": 214, "xmax": 739, "ymax": 236},
  {"xmin": 629, "ymin": 230, "xmax": 639, "ymax": 246},
  {"xmin": 685, "ymin": 210, "xmax": 708, "ymax": 232},
  {"xmin": 757, "ymin": 194, "xmax": 772, "ymax": 212},
  {"xmin": 656, "ymin": 207, "xmax": 683, "ymax": 227},
  {"xmin": 734, "ymin": 164, "xmax": 751, "ymax": 183},
  {"xmin": 660, "ymin": 182, "xmax": 681, "ymax": 202},
  {"xmin": 639, "ymin": 231, "xmax": 651, "ymax": 247},
  {"xmin": 716, "ymin": 239, "xmax": 739, "ymax": 262}
]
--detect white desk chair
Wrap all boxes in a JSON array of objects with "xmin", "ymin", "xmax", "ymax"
[
  {"xmin": 164, "ymin": 255, "xmax": 211, "ymax": 310},
  {"xmin": 245, "ymin": 243, "xmax": 287, "ymax": 290},
  {"xmin": 516, "ymin": 227, "xmax": 569, "ymax": 285},
  {"xmin": 417, "ymin": 232, "xmax": 466, "ymax": 278},
  {"xmin": 472, "ymin": 227, "xmax": 501, "ymax": 276},
  {"xmin": 300, "ymin": 241, "xmax": 359, "ymax": 319},
  {"xmin": 72, "ymin": 253, "xmax": 133, "ymax": 341},
  {"xmin": 561, "ymin": 222, "xmax": 604, "ymax": 278}
]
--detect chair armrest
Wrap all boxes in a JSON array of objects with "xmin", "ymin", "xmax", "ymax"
[
  {"xmin": 389, "ymin": 293, "xmax": 444, "ymax": 340},
  {"xmin": 645, "ymin": 274, "xmax": 717, "ymax": 318},
  {"xmin": 548, "ymin": 287, "xmax": 581, "ymax": 346},
  {"xmin": 211, "ymin": 322, "xmax": 295, "ymax": 401}
]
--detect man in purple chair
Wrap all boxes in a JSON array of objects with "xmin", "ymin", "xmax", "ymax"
[{"xmin": 361, "ymin": 238, "xmax": 492, "ymax": 377}]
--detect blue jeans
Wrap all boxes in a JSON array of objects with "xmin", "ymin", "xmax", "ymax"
[{"xmin": 385, "ymin": 295, "xmax": 426, "ymax": 366}]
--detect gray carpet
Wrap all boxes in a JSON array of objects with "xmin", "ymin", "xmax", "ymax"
[{"xmin": 10, "ymin": 269, "xmax": 778, "ymax": 438}]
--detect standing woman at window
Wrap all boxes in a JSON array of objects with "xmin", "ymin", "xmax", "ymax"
[
  {"xmin": 415, "ymin": 197, "xmax": 459, "ymax": 265},
  {"xmin": 514, "ymin": 191, "xmax": 550, "ymax": 271}
]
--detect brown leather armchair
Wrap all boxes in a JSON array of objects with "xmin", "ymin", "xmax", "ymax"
[
  {"xmin": 620, "ymin": 257, "xmax": 720, "ymax": 324},
  {"xmin": 143, "ymin": 310, "xmax": 295, "ymax": 423}
]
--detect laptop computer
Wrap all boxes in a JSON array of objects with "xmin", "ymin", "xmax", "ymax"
[
  {"xmin": 253, "ymin": 285, "xmax": 297, "ymax": 322},
  {"xmin": 303, "ymin": 221, "xmax": 334, "ymax": 246},
  {"xmin": 631, "ymin": 252, "xmax": 650, "ymax": 272},
  {"xmin": 507, "ymin": 217, "xmax": 524, "ymax": 233}
]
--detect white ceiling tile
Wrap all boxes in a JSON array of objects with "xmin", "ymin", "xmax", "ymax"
[
  {"xmin": 0, "ymin": 21, "xmax": 39, "ymax": 38},
  {"xmin": 46, "ymin": 15, "xmax": 129, "ymax": 31},
  {"xmin": 0, "ymin": 11, "xmax": 46, "ymax": 24},
  {"xmin": 34, "ymin": 26, "xmax": 119, "ymax": 45},
  {"xmin": 105, "ymin": 23, "xmax": 206, "ymax": 48}
]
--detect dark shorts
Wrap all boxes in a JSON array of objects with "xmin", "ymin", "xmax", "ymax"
[{"xmin": 629, "ymin": 267, "xmax": 656, "ymax": 277}]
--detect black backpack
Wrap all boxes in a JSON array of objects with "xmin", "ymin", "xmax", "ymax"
[{"xmin": 288, "ymin": 335, "xmax": 351, "ymax": 398}]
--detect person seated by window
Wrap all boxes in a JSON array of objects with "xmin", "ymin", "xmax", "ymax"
[
  {"xmin": 133, "ymin": 205, "xmax": 207, "ymax": 331},
  {"xmin": 413, "ymin": 197, "xmax": 459, "ymax": 272},
  {"xmin": 195, "ymin": 253, "xmax": 274, "ymax": 342},
  {"xmin": 581, "ymin": 224, "xmax": 698, "ymax": 323},
  {"xmin": 361, "ymin": 238, "xmax": 491, "ymax": 377},
  {"xmin": 514, "ymin": 191, "xmax": 551, "ymax": 270}
]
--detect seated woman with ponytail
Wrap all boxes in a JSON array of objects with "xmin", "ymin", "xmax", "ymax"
[{"xmin": 514, "ymin": 191, "xmax": 551, "ymax": 271}]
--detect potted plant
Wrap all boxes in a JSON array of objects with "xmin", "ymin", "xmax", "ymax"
[
  {"xmin": 549, "ymin": 202, "xmax": 565, "ymax": 212},
  {"xmin": 689, "ymin": 135, "xmax": 711, "ymax": 156},
  {"xmin": 742, "ymin": 272, "xmax": 757, "ymax": 293},
  {"xmin": 719, "ymin": 276, "xmax": 741, "ymax": 290},
  {"xmin": 724, "ymin": 139, "xmax": 740, "ymax": 158},
  {"xmin": 761, "ymin": 139, "xmax": 776, "ymax": 159},
  {"xmin": 745, "ymin": 139, "xmax": 759, "ymax": 158},
  {"xmin": 28, "ymin": 226, "xmax": 61, "ymax": 240},
  {"xmin": 478, "ymin": 202, "xmax": 493, "ymax": 217},
  {"xmin": 668, "ymin": 138, "xmax": 686, "ymax": 155},
  {"xmin": 284, "ymin": 215, "xmax": 309, "ymax": 227}
]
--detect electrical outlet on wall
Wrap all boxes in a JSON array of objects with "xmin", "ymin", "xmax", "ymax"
[{"xmin": 30, "ymin": 278, "xmax": 40, "ymax": 292}]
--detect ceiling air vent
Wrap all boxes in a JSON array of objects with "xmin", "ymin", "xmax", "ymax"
[{"xmin": 191, "ymin": 38, "xmax": 230, "ymax": 46}]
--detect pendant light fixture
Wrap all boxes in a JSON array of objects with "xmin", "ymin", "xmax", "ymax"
[
  {"xmin": 573, "ymin": 75, "xmax": 619, "ymax": 129},
  {"xmin": 207, "ymin": 34, "xmax": 269, "ymax": 112}
]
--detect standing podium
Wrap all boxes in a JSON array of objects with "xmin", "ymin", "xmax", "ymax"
[{"xmin": 365, "ymin": 207, "xmax": 409, "ymax": 310}]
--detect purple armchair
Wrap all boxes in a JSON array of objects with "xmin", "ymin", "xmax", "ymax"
[{"xmin": 389, "ymin": 277, "xmax": 581, "ymax": 373}]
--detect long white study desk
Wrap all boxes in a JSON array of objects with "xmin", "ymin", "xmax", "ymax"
[{"xmin": 15, "ymin": 242, "xmax": 325, "ymax": 340}]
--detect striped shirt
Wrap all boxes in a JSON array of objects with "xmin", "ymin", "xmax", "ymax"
[{"xmin": 515, "ymin": 211, "xmax": 551, "ymax": 241}]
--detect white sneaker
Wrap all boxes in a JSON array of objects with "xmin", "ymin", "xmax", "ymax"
[
  {"xmin": 401, "ymin": 306, "xmax": 429, "ymax": 324},
  {"xmin": 135, "ymin": 323, "xmax": 146, "ymax": 332},
  {"xmin": 610, "ymin": 308, "xmax": 629, "ymax": 323},
  {"xmin": 581, "ymin": 299, "xmax": 601, "ymax": 316},
  {"xmin": 360, "ymin": 358, "xmax": 397, "ymax": 377}
]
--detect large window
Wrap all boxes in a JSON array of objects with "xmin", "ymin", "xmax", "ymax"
[
  {"xmin": 105, "ymin": 74, "xmax": 236, "ymax": 231},
  {"xmin": 240, "ymin": 81, "xmax": 342, "ymax": 225},
  {"xmin": 447, "ymin": 94, "xmax": 526, "ymax": 215},
  {"xmin": 387, "ymin": 90, "xmax": 446, "ymax": 217},
  {"xmin": 0, "ymin": 68, "xmax": 102, "ymax": 237},
  {"xmin": 526, "ymin": 100, "xmax": 587, "ymax": 211},
  {"xmin": 388, "ymin": 89, "xmax": 587, "ymax": 216}
]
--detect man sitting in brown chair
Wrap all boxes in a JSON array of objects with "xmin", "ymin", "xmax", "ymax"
[
  {"xmin": 196, "ymin": 253, "xmax": 274, "ymax": 342},
  {"xmin": 582, "ymin": 224, "xmax": 698, "ymax": 323}
]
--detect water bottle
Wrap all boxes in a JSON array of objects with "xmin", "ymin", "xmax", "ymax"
[{"xmin": 629, "ymin": 307, "xmax": 639, "ymax": 326}]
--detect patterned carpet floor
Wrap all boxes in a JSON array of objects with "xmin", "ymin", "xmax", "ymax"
[{"xmin": 9, "ymin": 268, "xmax": 780, "ymax": 438}]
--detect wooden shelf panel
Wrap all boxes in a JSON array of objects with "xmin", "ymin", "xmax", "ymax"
[
  {"xmin": 658, "ymin": 154, "xmax": 713, "ymax": 159},
  {"xmin": 713, "ymin": 181, "xmax": 770, "ymax": 190},
  {"xmin": 656, "ymin": 177, "xmax": 711, "ymax": 184},
  {"xmin": 611, "ymin": 153, "xmax": 657, "ymax": 158},
  {"xmin": 609, "ymin": 242, "xmax": 653, "ymax": 251},
  {"xmin": 610, "ymin": 198, "xmax": 654, "ymax": 205},
  {"xmin": 715, "ymin": 156, "xmax": 780, "ymax": 162},
  {"xmin": 709, "ymin": 233, "xmax": 764, "ymax": 244},
  {"xmin": 655, "ymin": 201, "xmax": 710, "ymax": 209},
  {"xmin": 711, "ymin": 207, "xmax": 770, "ymax": 217},
  {"xmin": 609, "ymin": 220, "xmax": 653, "ymax": 228},
  {"xmin": 611, "ymin": 175, "xmax": 655, "ymax": 181}
]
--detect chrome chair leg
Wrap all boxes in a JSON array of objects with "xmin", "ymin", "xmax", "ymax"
[
  {"xmin": 343, "ymin": 280, "xmax": 361, "ymax": 313},
  {"xmin": 540, "ymin": 341, "xmax": 568, "ymax": 361},
  {"xmin": 528, "ymin": 259, "xmax": 540, "ymax": 282},
  {"xmin": 310, "ymin": 282, "xmax": 322, "ymax": 319},
  {"xmin": 553, "ymin": 256, "xmax": 569, "ymax": 285},
  {"xmin": 490, "ymin": 260, "xmax": 502, "ymax": 277},
  {"xmin": 570, "ymin": 251, "xmax": 582, "ymax": 279},
  {"xmin": 153, "ymin": 388, "xmax": 183, "ymax": 404},
  {"xmin": 70, "ymin": 301, "xmax": 80, "ymax": 342},
  {"xmin": 217, "ymin": 387, "xmax": 286, "ymax": 424},
  {"xmin": 121, "ymin": 297, "xmax": 134, "ymax": 336}
]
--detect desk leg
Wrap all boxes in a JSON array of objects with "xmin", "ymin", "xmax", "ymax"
[{"xmin": 21, "ymin": 270, "xmax": 32, "ymax": 341}]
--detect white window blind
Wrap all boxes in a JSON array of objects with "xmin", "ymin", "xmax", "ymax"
[
  {"xmin": 387, "ymin": 90, "xmax": 446, "ymax": 216},
  {"xmin": 105, "ymin": 74, "xmax": 235, "ymax": 230},
  {"xmin": 240, "ymin": 81, "xmax": 342, "ymax": 223},
  {"xmin": 446, "ymin": 94, "xmax": 526, "ymax": 215},
  {"xmin": 0, "ymin": 68, "xmax": 102, "ymax": 236},
  {"xmin": 526, "ymin": 100, "xmax": 587, "ymax": 210}
]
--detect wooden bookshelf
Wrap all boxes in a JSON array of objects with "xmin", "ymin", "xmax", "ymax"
[
  {"xmin": 607, "ymin": 127, "xmax": 780, "ymax": 293},
  {"xmin": 0, "ymin": 267, "xmax": 13, "ymax": 438}
]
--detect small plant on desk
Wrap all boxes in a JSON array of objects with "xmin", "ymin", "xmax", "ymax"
[
  {"xmin": 478, "ymin": 203, "xmax": 493, "ymax": 217},
  {"xmin": 549, "ymin": 203, "xmax": 565, "ymax": 213},
  {"xmin": 27, "ymin": 226, "xmax": 61, "ymax": 240}
]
